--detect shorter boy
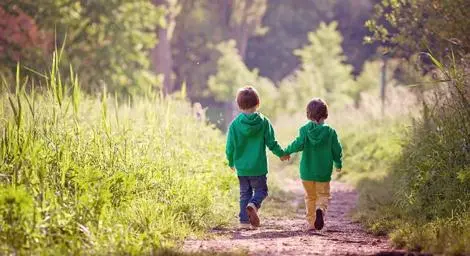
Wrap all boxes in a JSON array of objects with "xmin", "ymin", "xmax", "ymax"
[
  {"xmin": 226, "ymin": 86, "xmax": 288, "ymax": 229},
  {"xmin": 284, "ymin": 98, "xmax": 343, "ymax": 231}
]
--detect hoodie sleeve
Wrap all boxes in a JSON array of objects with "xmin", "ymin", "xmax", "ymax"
[
  {"xmin": 264, "ymin": 119, "xmax": 286, "ymax": 157},
  {"xmin": 285, "ymin": 127, "xmax": 305, "ymax": 154},
  {"xmin": 226, "ymin": 125, "xmax": 235, "ymax": 167},
  {"xmin": 332, "ymin": 130, "xmax": 343, "ymax": 169}
]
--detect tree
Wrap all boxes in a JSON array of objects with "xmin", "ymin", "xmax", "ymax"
[
  {"xmin": 171, "ymin": 0, "xmax": 224, "ymax": 99},
  {"xmin": 245, "ymin": 0, "xmax": 378, "ymax": 83},
  {"xmin": 291, "ymin": 22, "xmax": 355, "ymax": 108},
  {"xmin": 171, "ymin": 0, "xmax": 268, "ymax": 99},
  {"xmin": 1, "ymin": 0, "xmax": 164, "ymax": 94},
  {"xmin": 245, "ymin": 0, "xmax": 336, "ymax": 82},
  {"xmin": 207, "ymin": 40, "xmax": 277, "ymax": 127},
  {"xmin": 366, "ymin": 0, "xmax": 470, "ymax": 58},
  {"xmin": 151, "ymin": 0, "xmax": 181, "ymax": 94},
  {"xmin": 222, "ymin": 0, "xmax": 268, "ymax": 60},
  {"xmin": 0, "ymin": 5, "xmax": 51, "ymax": 79},
  {"xmin": 332, "ymin": 0, "xmax": 378, "ymax": 75}
]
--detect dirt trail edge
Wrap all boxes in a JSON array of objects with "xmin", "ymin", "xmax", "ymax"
[{"xmin": 184, "ymin": 180, "xmax": 402, "ymax": 256}]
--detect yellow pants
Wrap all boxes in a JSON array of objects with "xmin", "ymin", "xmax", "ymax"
[{"xmin": 301, "ymin": 181, "xmax": 331, "ymax": 227}]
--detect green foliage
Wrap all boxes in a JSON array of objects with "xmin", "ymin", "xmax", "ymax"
[
  {"xmin": 1, "ymin": 0, "xmax": 164, "ymax": 94},
  {"xmin": 0, "ymin": 186, "xmax": 36, "ymax": 251},
  {"xmin": 207, "ymin": 40, "xmax": 278, "ymax": 117},
  {"xmin": 0, "ymin": 62, "xmax": 236, "ymax": 254},
  {"xmin": 245, "ymin": 0, "xmax": 377, "ymax": 82},
  {"xmin": 207, "ymin": 40, "xmax": 253, "ymax": 102},
  {"xmin": 366, "ymin": 0, "xmax": 470, "ymax": 57},
  {"xmin": 338, "ymin": 119, "xmax": 404, "ymax": 184},
  {"xmin": 294, "ymin": 22, "xmax": 354, "ymax": 93},
  {"xmin": 349, "ymin": 61, "xmax": 382, "ymax": 106},
  {"xmin": 172, "ymin": 0, "xmax": 378, "ymax": 101},
  {"xmin": 278, "ymin": 22, "xmax": 355, "ymax": 112},
  {"xmin": 277, "ymin": 71, "xmax": 326, "ymax": 114},
  {"xmin": 354, "ymin": 58, "xmax": 470, "ymax": 255},
  {"xmin": 172, "ymin": 0, "xmax": 268, "ymax": 99},
  {"xmin": 392, "ymin": 61, "xmax": 470, "ymax": 221},
  {"xmin": 230, "ymin": 0, "xmax": 268, "ymax": 38},
  {"xmin": 172, "ymin": 0, "xmax": 222, "ymax": 98},
  {"xmin": 294, "ymin": 22, "xmax": 354, "ymax": 95},
  {"xmin": 207, "ymin": 23, "xmax": 383, "ymax": 120}
]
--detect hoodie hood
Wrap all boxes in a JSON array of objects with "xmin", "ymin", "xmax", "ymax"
[
  {"xmin": 306, "ymin": 122, "xmax": 332, "ymax": 146},
  {"xmin": 237, "ymin": 112, "xmax": 264, "ymax": 136}
]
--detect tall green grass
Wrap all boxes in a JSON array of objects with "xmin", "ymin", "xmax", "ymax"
[
  {"xmin": 354, "ymin": 57, "xmax": 470, "ymax": 255},
  {"xmin": 0, "ymin": 57, "xmax": 236, "ymax": 254}
]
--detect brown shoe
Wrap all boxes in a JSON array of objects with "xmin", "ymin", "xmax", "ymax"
[{"xmin": 246, "ymin": 203, "xmax": 260, "ymax": 227}]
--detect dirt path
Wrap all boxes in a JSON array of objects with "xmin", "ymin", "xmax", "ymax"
[{"xmin": 184, "ymin": 180, "xmax": 400, "ymax": 256}]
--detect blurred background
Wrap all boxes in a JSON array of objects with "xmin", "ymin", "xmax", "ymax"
[{"xmin": 1, "ymin": 0, "xmax": 410, "ymax": 129}]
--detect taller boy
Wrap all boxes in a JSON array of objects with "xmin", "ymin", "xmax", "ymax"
[{"xmin": 226, "ymin": 86, "xmax": 287, "ymax": 228}]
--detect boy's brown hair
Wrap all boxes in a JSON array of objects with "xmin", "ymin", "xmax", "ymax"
[
  {"xmin": 306, "ymin": 98, "xmax": 328, "ymax": 122},
  {"xmin": 236, "ymin": 86, "xmax": 260, "ymax": 110}
]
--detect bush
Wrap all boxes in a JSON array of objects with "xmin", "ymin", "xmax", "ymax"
[
  {"xmin": 0, "ymin": 64, "xmax": 236, "ymax": 254},
  {"xmin": 355, "ymin": 58, "xmax": 470, "ymax": 255}
]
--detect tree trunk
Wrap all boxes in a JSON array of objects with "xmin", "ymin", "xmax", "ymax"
[
  {"xmin": 380, "ymin": 57, "xmax": 387, "ymax": 116},
  {"xmin": 152, "ymin": 0, "xmax": 175, "ymax": 94},
  {"xmin": 152, "ymin": 28, "xmax": 174, "ymax": 94},
  {"xmin": 232, "ymin": 20, "xmax": 251, "ymax": 60},
  {"xmin": 218, "ymin": 0, "xmax": 265, "ymax": 60}
]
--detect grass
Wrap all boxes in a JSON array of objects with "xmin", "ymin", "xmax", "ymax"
[
  {"xmin": 0, "ymin": 59, "xmax": 238, "ymax": 254},
  {"xmin": 348, "ymin": 60, "xmax": 470, "ymax": 255}
]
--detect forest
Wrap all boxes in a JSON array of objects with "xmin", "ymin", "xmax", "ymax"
[{"xmin": 1, "ymin": 0, "xmax": 470, "ymax": 255}]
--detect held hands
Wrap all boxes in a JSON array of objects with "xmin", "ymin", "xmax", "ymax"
[{"xmin": 280, "ymin": 155, "xmax": 291, "ymax": 161}]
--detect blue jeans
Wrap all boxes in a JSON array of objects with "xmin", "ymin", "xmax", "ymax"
[{"xmin": 238, "ymin": 175, "xmax": 268, "ymax": 223}]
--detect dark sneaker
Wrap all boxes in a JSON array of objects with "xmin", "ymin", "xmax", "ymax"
[
  {"xmin": 314, "ymin": 209, "xmax": 324, "ymax": 230},
  {"xmin": 246, "ymin": 203, "xmax": 260, "ymax": 227}
]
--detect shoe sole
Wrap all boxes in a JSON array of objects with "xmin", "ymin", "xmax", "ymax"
[
  {"xmin": 238, "ymin": 225, "xmax": 252, "ymax": 230},
  {"xmin": 314, "ymin": 209, "xmax": 324, "ymax": 230},
  {"xmin": 246, "ymin": 205, "xmax": 260, "ymax": 227}
]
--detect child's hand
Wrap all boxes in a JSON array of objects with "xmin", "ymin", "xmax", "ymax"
[
  {"xmin": 280, "ymin": 155, "xmax": 290, "ymax": 161},
  {"xmin": 336, "ymin": 168, "xmax": 342, "ymax": 173},
  {"xmin": 230, "ymin": 167, "xmax": 235, "ymax": 171}
]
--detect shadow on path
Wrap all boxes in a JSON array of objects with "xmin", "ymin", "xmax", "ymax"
[{"xmin": 184, "ymin": 181, "xmax": 400, "ymax": 256}]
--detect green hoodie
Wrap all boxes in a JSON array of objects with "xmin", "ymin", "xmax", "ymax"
[
  {"xmin": 226, "ymin": 112, "xmax": 285, "ymax": 176},
  {"xmin": 285, "ymin": 122, "xmax": 343, "ymax": 182}
]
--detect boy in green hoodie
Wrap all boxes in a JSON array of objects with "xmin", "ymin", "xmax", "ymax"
[
  {"xmin": 284, "ymin": 98, "xmax": 343, "ymax": 231},
  {"xmin": 226, "ymin": 86, "xmax": 288, "ymax": 229}
]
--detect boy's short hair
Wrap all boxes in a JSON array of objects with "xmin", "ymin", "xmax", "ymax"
[
  {"xmin": 236, "ymin": 86, "xmax": 260, "ymax": 110},
  {"xmin": 306, "ymin": 98, "xmax": 328, "ymax": 122}
]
